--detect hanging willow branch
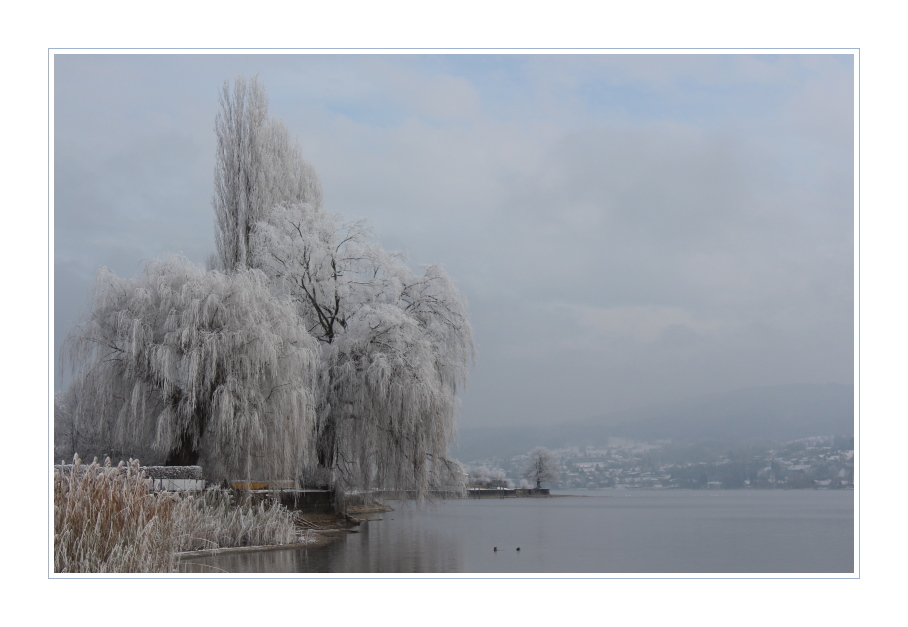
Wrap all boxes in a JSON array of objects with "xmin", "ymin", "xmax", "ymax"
[{"xmin": 65, "ymin": 255, "xmax": 319, "ymax": 481}]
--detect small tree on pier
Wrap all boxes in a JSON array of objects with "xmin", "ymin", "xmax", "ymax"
[{"xmin": 523, "ymin": 447, "xmax": 560, "ymax": 489}]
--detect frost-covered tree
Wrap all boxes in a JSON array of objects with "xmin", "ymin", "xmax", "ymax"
[
  {"xmin": 523, "ymin": 447, "xmax": 560, "ymax": 488},
  {"xmin": 64, "ymin": 255, "xmax": 319, "ymax": 481},
  {"xmin": 251, "ymin": 202, "xmax": 474, "ymax": 497},
  {"xmin": 213, "ymin": 75, "xmax": 322, "ymax": 271},
  {"xmin": 61, "ymin": 76, "xmax": 474, "ymax": 500},
  {"xmin": 466, "ymin": 465, "xmax": 511, "ymax": 488}
]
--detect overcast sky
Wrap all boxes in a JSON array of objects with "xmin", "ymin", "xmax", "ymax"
[{"xmin": 53, "ymin": 52, "xmax": 854, "ymax": 429}]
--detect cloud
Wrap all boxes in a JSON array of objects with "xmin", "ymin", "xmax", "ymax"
[
  {"xmin": 561, "ymin": 303, "xmax": 728, "ymax": 344},
  {"xmin": 52, "ymin": 53, "xmax": 854, "ymax": 428},
  {"xmin": 782, "ymin": 69, "xmax": 855, "ymax": 151}
]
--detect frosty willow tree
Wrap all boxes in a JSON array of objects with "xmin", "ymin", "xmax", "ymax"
[
  {"xmin": 252, "ymin": 203, "xmax": 474, "ymax": 496},
  {"xmin": 64, "ymin": 256, "xmax": 319, "ymax": 480},
  {"xmin": 62, "ymin": 76, "xmax": 473, "ymax": 496}
]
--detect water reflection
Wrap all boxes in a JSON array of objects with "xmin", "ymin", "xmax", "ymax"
[
  {"xmin": 181, "ymin": 544, "xmax": 328, "ymax": 574},
  {"xmin": 182, "ymin": 508, "xmax": 466, "ymax": 574},
  {"xmin": 180, "ymin": 490, "xmax": 854, "ymax": 574}
]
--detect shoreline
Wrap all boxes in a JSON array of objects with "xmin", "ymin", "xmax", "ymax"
[
  {"xmin": 176, "ymin": 497, "xmax": 591, "ymax": 563},
  {"xmin": 175, "ymin": 496, "xmax": 598, "ymax": 561},
  {"xmin": 176, "ymin": 502, "xmax": 393, "ymax": 560},
  {"xmin": 176, "ymin": 534, "xmax": 335, "ymax": 559}
]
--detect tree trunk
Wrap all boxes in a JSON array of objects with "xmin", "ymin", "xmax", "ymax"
[
  {"xmin": 317, "ymin": 416, "xmax": 336, "ymax": 469},
  {"xmin": 166, "ymin": 432, "xmax": 199, "ymax": 466}
]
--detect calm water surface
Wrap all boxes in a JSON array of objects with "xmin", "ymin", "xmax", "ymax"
[{"xmin": 183, "ymin": 489, "xmax": 854, "ymax": 574}]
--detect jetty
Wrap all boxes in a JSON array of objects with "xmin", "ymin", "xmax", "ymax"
[{"xmin": 467, "ymin": 487, "xmax": 550, "ymax": 498}]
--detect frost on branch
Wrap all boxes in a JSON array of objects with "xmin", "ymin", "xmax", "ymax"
[
  {"xmin": 252, "ymin": 202, "xmax": 475, "ymax": 498},
  {"xmin": 466, "ymin": 465, "xmax": 511, "ymax": 488},
  {"xmin": 65, "ymin": 255, "xmax": 319, "ymax": 481}
]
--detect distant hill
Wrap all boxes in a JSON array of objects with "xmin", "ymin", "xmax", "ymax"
[
  {"xmin": 453, "ymin": 383, "xmax": 854, "ymax": 463},
  {"xmin": 579, "ymin": 383, "xmax": 854, "ymax": 442},
  {"xmin": 451, "ymin": 422, "xmax": 614, "ymax": 462}
]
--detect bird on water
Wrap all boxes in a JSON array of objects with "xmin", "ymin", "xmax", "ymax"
[
  {"xmin": 493, "ymin": 547, "xmax": 497, "ymax": 552},
  {"xmin": 516, "ymin": 547, "xmax": 520, "ymax": 551}
]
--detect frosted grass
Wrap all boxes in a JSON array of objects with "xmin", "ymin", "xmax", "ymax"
[{"xmin": 54, "ymin": 455, "xmax": 306, "ymax": 573}]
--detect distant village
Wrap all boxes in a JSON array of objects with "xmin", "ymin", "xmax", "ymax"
[{"xmin": 465, "ymin": 435, "xmax": 854, "ymax": 490}]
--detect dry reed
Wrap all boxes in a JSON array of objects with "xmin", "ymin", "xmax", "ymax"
[
  {"xmin": 171, "ymin": 489, "xmax": 298, "ymax": 553},
  {"xmin": 54, "ymin": 455, "xmax": 304, "ymax": 573}
]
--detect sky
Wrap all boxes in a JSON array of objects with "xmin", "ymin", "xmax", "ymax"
[{"xmin": 52, "ymin": 52, "xmax": 855, "ymax": 429}]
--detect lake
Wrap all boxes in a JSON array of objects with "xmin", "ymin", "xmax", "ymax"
[{"xmin": 182, "ymin": 489, "xmax": 855, "ymax": 575}]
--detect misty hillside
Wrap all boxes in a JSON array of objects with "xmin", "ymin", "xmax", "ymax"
[{"xmin": 454, "ymin": 383, "xmax": 854, "ymax": 462}]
